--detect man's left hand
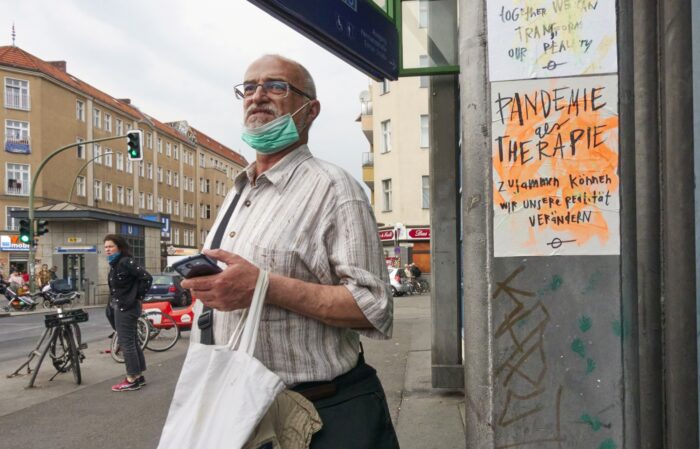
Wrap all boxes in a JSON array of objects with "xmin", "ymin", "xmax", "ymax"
[{"xmin": 180, "ymin": 249, "xmax": 260, "ymax": 311}]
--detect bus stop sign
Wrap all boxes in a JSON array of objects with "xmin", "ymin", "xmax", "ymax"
[{"xmin": 249, "ymin": 0, "xmax": 399, "ymax": 80}]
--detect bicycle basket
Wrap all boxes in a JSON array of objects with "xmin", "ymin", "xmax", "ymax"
[{"xmin": 44, "ymin": 309, "xmax": 89, "ymax": 328}]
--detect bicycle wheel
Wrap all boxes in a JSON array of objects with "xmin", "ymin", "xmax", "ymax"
[
  {"xmin": 64, "ymin": 327, "xmax": 81, "ymax": 385},
  {"xmin": 144, "ymin": 310, "xmax": 180, "ymax": 352},
  {"xmin": 49, "ymin": 328, "xmax": 71, "ymax": 373},
  {"xmin": 110, "ymin": 319, "xmax": 148, "ymax": 363}
]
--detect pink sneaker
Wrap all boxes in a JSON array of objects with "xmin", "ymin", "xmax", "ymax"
[{"xmin": 111, "ymin": 378, "xmax": 141, "ymax": 392}]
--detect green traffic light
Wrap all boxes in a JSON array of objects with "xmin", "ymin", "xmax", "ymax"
[{"xmin": 19, "ymin": 235, "xmax": 30, "ymax": 243}]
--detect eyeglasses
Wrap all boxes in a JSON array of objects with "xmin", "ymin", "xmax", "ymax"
[{"xmin": 234, "ymin": 80, "xmax": 314, "ymax": 100}]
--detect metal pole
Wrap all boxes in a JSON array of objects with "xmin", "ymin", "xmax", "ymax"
[
  {"xmin": 67, "ymin": 154, "xmax": 107, "ymax": 204},
  {"xmin": 28, "ymin": 134, "xmax": 130, "ymax": 291},
  {"xmin": 660, "ymin": 0, "xmax": 699, "ymax": 445},
  {"xmin": 632, "ymin": 0, "xmax": 664, "ymax": 446}
]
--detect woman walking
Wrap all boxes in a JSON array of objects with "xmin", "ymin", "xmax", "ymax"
[{"xmin": 104, "ymin": 234, "xmax": 152, "ymax": 392}]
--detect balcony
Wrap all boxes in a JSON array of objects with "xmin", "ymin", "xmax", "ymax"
[
  {"xmin": 5, "ymin": 137, "xmax": 31, "ymax": 155},
  {"xmin": 362, "ymin": 152, "xmax": 374, "ymax": 190},
  {"xmin": 362, "ymin": 152, "xmax": 374, "ymax": 167}
]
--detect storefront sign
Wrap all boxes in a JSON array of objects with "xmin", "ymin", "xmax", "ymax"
[
  {"xmin": 66, "ymin": 237, "xmax": 82, "ymax": 243},
  {"xmin": 0, "ymin": 235, "xmax": 29, "ymax": 251},
  {"xmin": 407, "ymin": 228, "xmax": 431, "ymax": 240},
  {"xmin": 55, "ymin": 246, "xmax": 97, "ymax": 253},
  {"xmin": 379, "ymin": 230, "xmax": 395, "ymax": 241}
]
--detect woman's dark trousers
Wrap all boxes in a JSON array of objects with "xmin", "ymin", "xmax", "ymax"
[{"xmin": 111, "ymin": 302, "xmax": 146, "ymax": 377}]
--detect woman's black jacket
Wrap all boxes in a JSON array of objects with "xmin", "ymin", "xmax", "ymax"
[{"xmin": 108, "ymin": 255, "xmax": 152, "ymax": 312}]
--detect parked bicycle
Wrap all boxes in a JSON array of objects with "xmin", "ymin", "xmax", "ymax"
[
  {"xmin": 110, "ymin": 309, "xmax": 180, "ymax": 363},
  {"xmin": 7, "ymin": 295, "xmax": 88, "ymax": 387}
]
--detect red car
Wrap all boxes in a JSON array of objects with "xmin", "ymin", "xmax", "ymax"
[{"xmin": 143, "ymin": 299, "xmax": 196, "ymax": 330}]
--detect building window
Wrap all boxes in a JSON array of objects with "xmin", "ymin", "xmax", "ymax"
[
  {"xmin": 173, "ymin": 145, "xmax": 179, "ymax": 160},
  {"xmin": 200, "ymin": 178, "xmax": 206, "ymax": 193},
  {"xmin": 166, "ymin": 142, "xmax": 171, "ymax": 157},
  {"xmin": 157, "ymin": 196, "xmax": 163, "ymax": 213},
  {"xmin": 76, "ymin": 100, "xmax": 85, "ymax": 121},
  {"xmin": 5, "ymin": 120, "xmax": 30, "ymax": 151},
  {"xmin": 126, "ymin": 159, "xmax": 133, "ymax": 174},
  {"xmin": 174, "ymin": 228, "xmax": 180, "ymax": 245},
  {"xmin": 116, "ymin": 118, "xmax": 123, "ymax": 135},
  {"xmin": 104, "ymin": 114, "xmax": 112, "ymax": 132},
  {"xmin": 189, "ymin": 178, "xmax": 194, "ymax": 192},
  {"xmin": 105, "ymin": 183, "xmax": 113, "ymax": 202},
  {"xmin": 104, "ymin": 149, "xmax": 113, "ymax": 167},
  {"xmin": 117, "ymin": 186, "xmax": 124, "ymax": 204},
  {"xmin": 183, "ymin": 229, "xmax": 189, "ymax": 246},
  {"xmin": 146, "ymin": 132, "xmax": 153, "ymax": 149},
  {"xmin": 6, "ymin": 163, "xmax": 30, "ymax": 196},
  {"xmin": 93, "ymin": 108, "xmax": 101, "ymax": 128},
  {"xmin": 4, "ymin": 78, "xmax": 30, "ymax": 110},
  {"xmin": 380, "ymin": 79, "xmax": 390, "ymax": 95},
  {"xmin": 76, "ymin": 176, "xmax": 86, "ymax": 197},
  {"xmin": 422, "ymin": 176, "xmax": 430, "ymax": 209},
  {"xmin": 139, "ymin": 192, "xmax": 145, "ymax": 208},
  {"xmin": 166, "ymin": 199, "xmax": 172, "ymax": 214},
  {"xmin": 419, "ymin": 55, "xmax": 429, "ymax": 88},
  {"xmin": 157, "ymin": 167, "xmax": 163, "ymax": 183},
  {"xmin": 94, "ymin": 180, "xmax": 102, "ymax": 200},
  {"xmin": 201, "ymin": 229, "xmax": 208, "ymax": 243},
  {"xmin": 380, "ymin": 120, "xmax": 391, "ymax": 153},
  {"xmin": 173, "ymin": 173, "xmax": 179, "ymax": 188},
  {"xmin": 147, "ymin": 193, "xmax": 153, "ymax": 210},
  {"xmin": 6, "ymin": 206, "xmax": 27, "ymax": 230},
  {"xmin": 76, "ymin": 138, "xmax": 85, "ymax": 159},
  {"xmin": 166, "ymin": 170, "xmax": 172, "ymax": 186},
  {"xmin": 199, "ymin": 153, "xmax": 206, "ymax": 167},
  {"xmin": 174, "ymin": 201, "xmax": 179, "ymax": 216},
  {"xmin": 92, "ymin": 144, "xmax": 102, "ymax": 164},
  {"xmin": 382, "ymin": 179, "xmax": 392, "ymax": 212},
  {"xmin": 139, "ymin": 161, "xmax": 144, "ymax": 177},
  {"xmin": 116, "ymin": 152, "xmax": 124, "ymax": 171},
  {"xmin": 419, "ymin": 0, "xmax": 429, "ymax": 28},
  {"xmin": 420, "ymin": 114, "xmax": 430, "ymax": 148},
  {"xmin": 126, "ymin": 188, "xmax": 133, "ymax": 206},
  {"xmin": 157, "ymin": 138, "xmax": 163, "ymax": 154},
  {"xmin": 147, "ymin": 163, "xmax": 153, "ymax": 179}
]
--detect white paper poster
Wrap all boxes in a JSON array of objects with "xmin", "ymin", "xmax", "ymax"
[
  {"xmin": 492, "ymin": 75, "xmax": 620, "ymax": 256},
  {"xmin": 487, "ymin": 0, "xmax": 617, "ymax": 81}
]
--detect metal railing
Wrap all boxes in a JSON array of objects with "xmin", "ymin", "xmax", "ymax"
[{"xmin": 362, "ymin": 152, "xmax": 374, "ymax": 167}]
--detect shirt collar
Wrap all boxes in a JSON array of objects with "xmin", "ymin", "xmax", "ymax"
[{"xmin": 235, "ymin": 145, "xmax": 313, "ymax": 193}]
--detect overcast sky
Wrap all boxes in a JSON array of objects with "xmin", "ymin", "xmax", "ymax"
[{"xmin": 1, "ymin": 0, "xmax": 373, "ymax": 183}]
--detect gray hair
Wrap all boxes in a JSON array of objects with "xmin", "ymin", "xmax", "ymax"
[{"xmin": 261, "ymin": 54, "xmax": 316, "ymax": 99}]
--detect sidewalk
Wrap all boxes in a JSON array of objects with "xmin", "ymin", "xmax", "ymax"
[{"xmin": 0, "ymin": 294, "xmax": 465, "ymax": 448}]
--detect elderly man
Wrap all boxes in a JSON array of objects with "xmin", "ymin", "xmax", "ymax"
[{"xmin": 182, "ymin": 55, "xmax": 398, "ymax": 448}]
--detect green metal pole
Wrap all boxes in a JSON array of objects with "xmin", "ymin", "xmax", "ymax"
[
  {"xmin": 67, "ymin": 154, "xmax": 107, "ymax": 204},
  {"xmin": 28, "ymin": 134, "xmax": 130, "ymax": 291}
]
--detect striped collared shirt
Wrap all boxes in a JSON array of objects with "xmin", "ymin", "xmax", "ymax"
[{"xmin": 191, "ymin": 145, "xmax": 393, "ymax": 385}]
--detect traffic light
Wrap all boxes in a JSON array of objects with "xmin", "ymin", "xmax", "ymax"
[
  {"xmin": 126, "ymin": 130, "xmax": 143, "ymax": 161},
  {"xmin": 18, "ymin": 219, "xmax": 31, "ymax": 244},
  {"xmin": 36, "ymin": 220, "xmax": 49, "ymax": 236}
]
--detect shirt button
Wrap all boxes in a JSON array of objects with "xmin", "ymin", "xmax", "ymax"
[
  {"xmin": 229, "ymin": 231, "xmax": 236, "ymax": 238},
  {"xmin": 244, "ymin": 200, "xmax": 251, "ymax": 207}
]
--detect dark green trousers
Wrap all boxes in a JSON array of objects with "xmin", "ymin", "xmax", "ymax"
[{"xmin": 292, "ymin": 356, "xmax": 400, "ymax": 449}]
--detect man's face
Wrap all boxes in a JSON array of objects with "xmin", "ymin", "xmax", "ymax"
[{"xmin": 242, "ymin": 56, "xmax": 309, "ymax": 129}]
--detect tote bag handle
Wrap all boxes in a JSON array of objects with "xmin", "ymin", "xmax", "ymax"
[{"xmin": 225, "ymin": 269, "xmax": 269, "ymax": 355}]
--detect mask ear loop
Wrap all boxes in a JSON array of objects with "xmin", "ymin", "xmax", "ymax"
[{"xmin": 291, "ymin": 101, "xmax": 313, "ymax": 133}]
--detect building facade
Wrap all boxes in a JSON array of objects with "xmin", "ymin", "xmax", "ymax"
[{"xmin": 0, "ymin": 45, "xmax": 247, "ymax": 296}]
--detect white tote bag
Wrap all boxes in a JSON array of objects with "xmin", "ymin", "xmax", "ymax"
[{"xmin": 157, "ymin": 270, "xmax": 285, "ymax": 449}]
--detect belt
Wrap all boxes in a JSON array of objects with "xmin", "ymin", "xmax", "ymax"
[{"xmin": 291, "ymin": 353, "xmax": 370, "ymax": 402}]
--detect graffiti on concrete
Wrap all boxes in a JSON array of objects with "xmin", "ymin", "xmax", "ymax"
[{"xmin": 493, "ymin": 266, "xmax": 564, "ymax": 448}]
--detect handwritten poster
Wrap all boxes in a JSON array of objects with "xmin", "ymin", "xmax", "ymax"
[
  {"xmin": 487, "ymin": 0, "xmax": 617, "ymax": 81},
  {"xmin": 492, "ymin": 75, "xmax": 619, "ymax": 256}
]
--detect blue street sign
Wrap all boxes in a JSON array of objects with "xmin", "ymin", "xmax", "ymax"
[{"xmin": 249, "ymin": 0, "xmax": 398, "ymax": 80}]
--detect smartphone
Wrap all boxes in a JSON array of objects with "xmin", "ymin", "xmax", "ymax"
[{"xmin": 172, "ymin": 254, "xmax": 223, "ymax": 279}]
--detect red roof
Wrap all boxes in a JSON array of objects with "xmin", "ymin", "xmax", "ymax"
[
  {"xmin": 0, "ymin": 45, "xmax": 247, "ymax": 167},
  {"xmin": 0, "ymin": 45, "xmax": 144, "ymax": 120},
  {"xmin": 188, "ymin": 126, "xmax": 248, "ymax": 168}
]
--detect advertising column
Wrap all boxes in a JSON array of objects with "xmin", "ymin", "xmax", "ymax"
[{"xmin": 482, "ymin": 1, "xmax": 623, "ymax": 448}]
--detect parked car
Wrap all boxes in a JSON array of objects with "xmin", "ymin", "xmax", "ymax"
[
  {"xmin": 388, "ymin": 268, "xmax": 410, "ymax": 297},
  {"xmin": 144, "ymin": 273, "xmax": 192, "ymax": 307}
]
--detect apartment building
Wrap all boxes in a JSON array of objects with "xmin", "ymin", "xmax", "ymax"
[{"xmin": 0, "ymin": 45, "xmax": 246, "ymax": 300}]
